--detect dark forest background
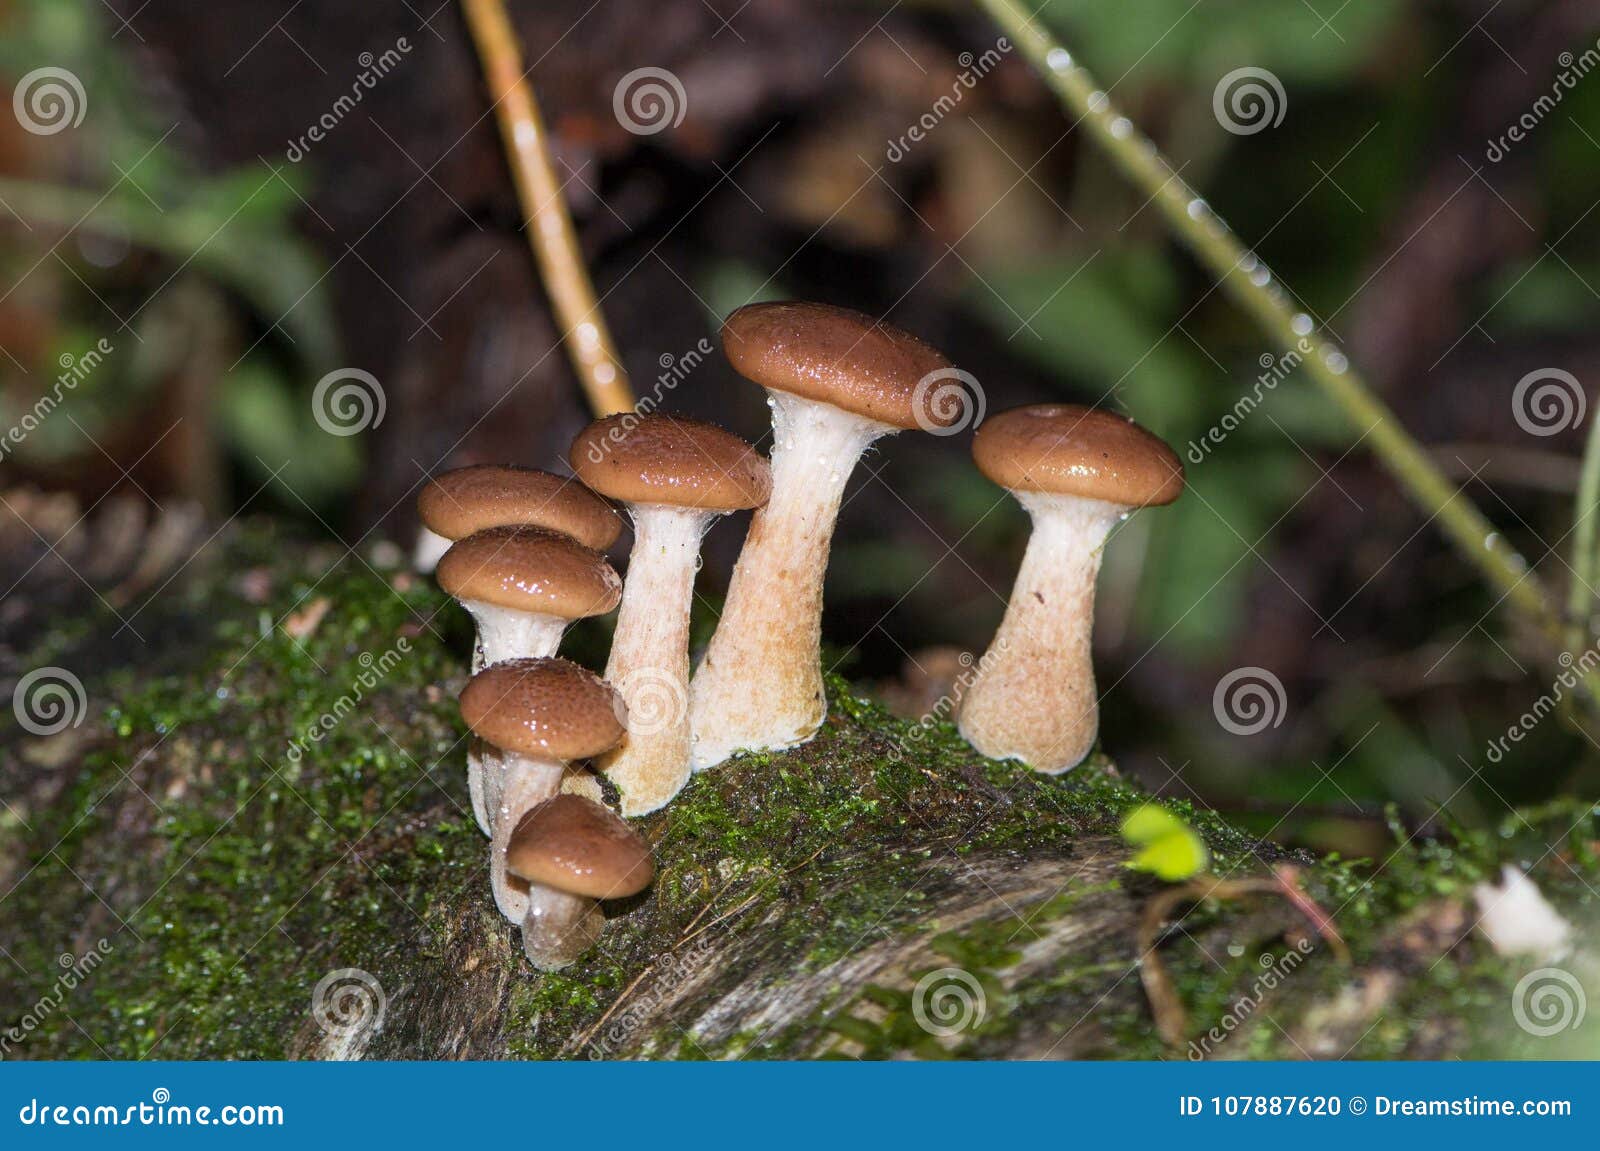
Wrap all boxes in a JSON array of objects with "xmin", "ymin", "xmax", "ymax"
[{"xmin": 3, "ymin": 0, "xmax": 1599, "ymax": 857}]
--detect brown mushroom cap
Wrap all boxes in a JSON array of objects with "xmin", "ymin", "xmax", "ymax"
[
  {"xmin": 569, "ymin": 415, "xmax": 771, "ymax": 512},
  {"xmin": 417, "ymin": 465, "xmax": 621, "ymax": 550},
  {"xmin": 436, "ymin": 526, "xmax": 622, "ymax": 617},
  {"xmin": 506, "ymin": 794, "xmax": 655, "ymax": 899},
  {"xmin": 971, "ymin": 404, "xmax": 1185, "ymax": 507},
  {"xmin": 721, "ymin": 301, "xmax": 956, "ymax": 430},
  {"xmin": 459, "ymin": 658, "xmax": 627, "ymax": 760}
]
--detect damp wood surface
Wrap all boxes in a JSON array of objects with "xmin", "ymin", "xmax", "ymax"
[{"xmin": 1, "ymin": 520, "xmax": 1597, "ymax": 1060}]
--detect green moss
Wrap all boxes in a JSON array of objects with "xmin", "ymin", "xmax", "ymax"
[{"xmin": 4, "ymin": 521, "xmax": 1597, "ymax": 1060}]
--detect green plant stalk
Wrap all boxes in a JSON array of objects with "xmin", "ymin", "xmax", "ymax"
[
  {"xmin": 1569, "ymin": 414, "xmax": 1600, "ymax": 656},
  {"xmin": 977, "ymin": 0, "xmax": 1570, "ymax": 658}
]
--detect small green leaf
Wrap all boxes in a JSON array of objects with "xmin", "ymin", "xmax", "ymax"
[{"xmin": 1121, "ymin": 804, "xmax": 1210, "ymax": 881}]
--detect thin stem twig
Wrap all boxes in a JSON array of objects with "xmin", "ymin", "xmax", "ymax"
[
  {"xmin": 1569, "ymin": 414, "xmax": 1600, "ymax": 655},
  {"xmin": 975, "ymin": 0, "xmax": 1582, "ymax": 683},
  {"xmin": 459, "ymin": 0, "xmax": 635, "ymax": 417}
]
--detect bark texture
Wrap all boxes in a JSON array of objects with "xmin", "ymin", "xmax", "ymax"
[{"xmin": 1, "ymin": 518, "xmax": 1594, "ymax": 1061}]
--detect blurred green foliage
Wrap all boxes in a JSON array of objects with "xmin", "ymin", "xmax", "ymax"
[{"xmin": 0, "ymin": 0, "xmax": 348, "ymax": 503}]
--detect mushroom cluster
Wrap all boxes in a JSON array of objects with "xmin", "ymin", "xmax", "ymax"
[{"xmin": 416, "ymin": 303, "xmax": 1183, "ymax": 970}]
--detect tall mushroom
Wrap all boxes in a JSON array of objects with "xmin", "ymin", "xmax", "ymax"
[
  {"xmin": 688, "ymin": 301, "xmax": 957, "ymax": 769},
  {"xmin": 957, "ymin": 404, "xmax": 1184, "ymax": 773},
  {"xmin": 507, "ymin": 793, "xmax": 654, "ymax": 970},
  {"xmin": 415, "ymin": 464, "xmax": 621, "ymax": 574},
  {"xmin": 570, "ymin": 414, "xmax": 771, "ymax": 814},
  {"xmin": 457, "ymin": 657, "xmax": 629, "ymax": 950},
  {"xmin": 437, "ymin": 526, "xmax": 621, "ymax": 830}
]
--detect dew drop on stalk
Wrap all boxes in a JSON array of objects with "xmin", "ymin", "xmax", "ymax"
[
  {"xmin": 1046, "ymin": 47, "xmax": 1072, "ymax": 72},
  {"xmin": 1291, "ymin": 314, "xmax": 1314, "ymax": 336}
]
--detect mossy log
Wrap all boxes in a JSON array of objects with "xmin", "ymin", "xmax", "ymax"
[{"xmin": 2, "ymin": 519, "xmax": 1595, "ymax": 1061}]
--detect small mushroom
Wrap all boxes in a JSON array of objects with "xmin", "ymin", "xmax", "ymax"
[
  {"xmin": 437, "ymin": 525, "xmax": 622, "ymax": 671},
  {"xmin": 570, "ymin": 414, "xmax": 771, "ymax": 814},
  {"xmin": 957, "ymin": 404, "xmax": 1184, "ymax": 772},
  {"xmin": 457, "ymin": 657, "xmax": 628, "ymax": 939},
  {"xmin": 414, "ymin": 464, "xmax": 621, "ymax": 574},
  {"xmin": 506, "ymin": 793, "xmax": 654, "ymax": 970},
  {"xmin": 688, "ymin": 301, "xmax": 957, "ymax": 769},
  {"xmin": 438, "ymin": 526, "xmax": 621, "ymax": 832}
]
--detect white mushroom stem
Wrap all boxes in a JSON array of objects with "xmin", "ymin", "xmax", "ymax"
[
  {"xmin": 520, "ymin": 888, "xmax": 604, "ymax": 972},
  {"xmin": 413, "ymin": 525, "xmax": 452, "ymax": 574},
  {"xmin": 689, "ymin": 393, "xmax": 894, "ymax": 769},
  {"xmin": 461, "ymin": 605, "xmax": 566, "ymax": 835},
  {"xmin": 600, "ymin": 505, "xmax": 713, "ymax": 815},
  {"xmin": 957, "ymin": 493, "xmax": 1125, "ymax": 773},
  {"xmin": 488, "ymin": 753, "xmax": 564, "ymax": 920},
  {"xmin": 461, "ymin": 601, "xmax": 567, "ymax": 674}
]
